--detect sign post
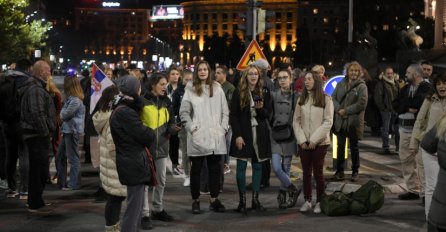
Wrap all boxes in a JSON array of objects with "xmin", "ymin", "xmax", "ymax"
[{"xmin": 236, "ymin": 40, "xmax": 268, "ymax": 70}]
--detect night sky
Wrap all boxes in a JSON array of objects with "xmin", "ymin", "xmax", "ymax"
[{"xmin": 44, "ymin": 0, "xmax": 188, "ymax": 17}]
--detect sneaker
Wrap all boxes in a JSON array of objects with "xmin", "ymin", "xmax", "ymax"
[
  {"xmin": 299, "ymin": 201, "xmax": 312, "ymax": 212},
  {"xmin": 141, "ymin": 216, "xmax": 153, "ymax": 230},
  {"xmin": 331, "ymin": 172, "xmax": 344, "ymax": 181},
  {"xmin": 192, "ymin": 200, "xmax": 202, "ymax": 214},
  {"xmin": 313, "ymin": 202, "xmax": 321, "ymax": 214},
  {"xmin": 351, "ymin": 171, "xmax": 359, "ymax": 182},
  {"xmin": 152, "ymin": 210, "xmax": 174, "ymax": 222},
  {"xmin": 183, "ymin": 177, "xmax": 190, "ymax": 187},
  {"xmin": 223, "ymin": 164, "xmax": 231, "ymax": 175},
  {"xmin": 209, "ymin": 199, "xmax": 226, "ymax": 212},
  {"xmin": 6, "ymin": 189, "xmax": 18, "ymax": 198},
  {"xmin": 50, "ymin": 176, "xmax": 58, "ymax": 185},
  {"xmin": 28, "ymin": 206, "xmax": 53, "ymax": 215},
  {"xmin": 200, "ymin": 191, "xmax": 210, "ymax": 195},
  {"xmin": 398, "ymin": 192, "xmax": 420, "ymax": 200},
  {"xmin": 173, "ymin": 166, "xmax": 184, "ymax": 176},
  {"xmin": 19, "ymin": 192, "xmax": 28, "ymax": 200}
]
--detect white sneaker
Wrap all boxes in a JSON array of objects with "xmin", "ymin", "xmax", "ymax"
[
  {"xmin": 313, "ymin": 202, "xmax": 321, "ymax": 214},
  {"xmin": 183, "ymin": 177, "xmax": 190, "ymax": 187},
  {"xmin": 299, "ymin": 201, "xmax": 312, "ymax": 212}
]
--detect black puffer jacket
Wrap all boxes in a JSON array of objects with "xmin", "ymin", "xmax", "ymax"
[{"xmin": 110, "ymin": 99, "xmax": 156, "ymax": 186}]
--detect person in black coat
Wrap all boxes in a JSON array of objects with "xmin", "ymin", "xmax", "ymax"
[
  {"xmin": 230, "ymin": 65, "xmax": 273, "ymax": 214},
  {"xmin": 110, "ymin": 75, "xmax": 156, "ymax": 232}
]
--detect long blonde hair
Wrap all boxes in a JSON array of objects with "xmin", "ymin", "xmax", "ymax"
[
  {"xmin": 64, "ymin": 77, "xmax": 84, "ymax": 100},
  {"xmin": 46, "ymin": 75, "xmax": 61, "ymax": 94},
  {"xmin": 239, "ymin": 65, "xmax": 263, "ymax": 109}
]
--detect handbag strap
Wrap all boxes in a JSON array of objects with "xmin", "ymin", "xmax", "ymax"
[{"xmin": 338, "ymin": 82, "xmax": 362, "ymax": 105}]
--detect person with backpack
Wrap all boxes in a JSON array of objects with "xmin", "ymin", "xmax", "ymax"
[
  {"xmin": 18, "ymin": 60, "xmax": 56, "ymax": 214},
  {"xmin": 293, "ymin": 71, "xmax": 334, "ymax": 213},
  {"xmin": 0, "ymin": 59, "xmax": 32, "ymax": 200},
  {"xmin": 270, "ymin": 69, "xmax": 300, "ymax": 209}
]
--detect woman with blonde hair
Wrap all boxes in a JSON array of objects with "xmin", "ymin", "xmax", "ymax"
[
  {"xmin": 331, "ymin": 61, "xmax": 368, "ymax": 181},
  {"xmin": 56, "ymin": 76, "xmax": 86, "ymax": 190},
  {"xmin": 230, "ymin": 64, "xmax": 272, "ymax": 214},
  {"xmin": 46, "ymin": 75, "xmax": 63, "ymax": 185}
]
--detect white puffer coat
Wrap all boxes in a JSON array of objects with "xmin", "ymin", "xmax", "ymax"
[{"xmin": 93, "ymin": 110, "xmax": 126, "ymax": 197}]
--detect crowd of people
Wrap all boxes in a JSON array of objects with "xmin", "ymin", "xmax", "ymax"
[{"xmin": 1, "ymin": 58, "xmax": 445, "ymax": 232}]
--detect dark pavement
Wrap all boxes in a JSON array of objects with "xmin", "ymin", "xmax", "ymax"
[{"xmin": 0, "ymin": 133, "xmax": 427, "ymax": 232}]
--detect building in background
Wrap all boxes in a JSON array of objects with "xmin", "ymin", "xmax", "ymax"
[{"xmin": 180, "ymin": 0, "xmax": 298, "ymax": 67}]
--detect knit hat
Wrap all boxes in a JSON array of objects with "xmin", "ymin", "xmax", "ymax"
[
  {"xmin": 117, "ymin": 75, "xmax": 141, "ymax": 98},
  {"xmin": 250, "ymin": 58, "xmax": 270, "ymax": 70}
]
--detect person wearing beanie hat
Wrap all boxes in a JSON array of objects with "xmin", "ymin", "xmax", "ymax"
[
  {"xmin": 117, "ymin": 75, "xmax": 141, "ymax": 98},
  {"xmin": 110, "ymin": 74, "xmax": 156, "ymax": 232},
  {"xmin": 250, "ymin": 58, "xmax": 269, "ymax": 70}
]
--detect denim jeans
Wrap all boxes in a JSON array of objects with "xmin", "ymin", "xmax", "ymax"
[
  {"xmin": 57, "ymin": 133, "xmax": 81, "ymax": 189},
  {"xmin": 380, "ymin": 111, "xmax": 400, "ymax": 150},
  {"xmin": 271, "ymin": 154, "xmax": 292, "ymax": 190}
]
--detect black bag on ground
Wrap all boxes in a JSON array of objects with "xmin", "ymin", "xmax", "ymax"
[{"xmin": 271, "ymin": 124, "xmax": 293, "ymax": 142}]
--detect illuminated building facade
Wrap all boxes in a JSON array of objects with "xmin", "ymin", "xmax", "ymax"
[
  {"xmin": 74, "ymin": 7, "xmax": 149, "ymax": 61},
  {"xmin": 180, "ymin": 0, "xmax": 298, "ymax": 66}
]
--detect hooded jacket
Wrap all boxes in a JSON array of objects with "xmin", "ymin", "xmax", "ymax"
[
  {"xmin": 140, "ymin": 92, "xmax": 175, "ymax": 160},
  {"xmin": 93, "ymin": 110, "xmax": 126, "ymax": 196},
  {"xmin": 179, "ymin": 81, "xmax": 229, "ymax": 156}
]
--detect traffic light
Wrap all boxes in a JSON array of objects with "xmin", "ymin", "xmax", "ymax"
[
  {"xmin": 257, "ymin": 9, "xmax": 274, "ymax": 34},
  {"xmin": 238, "ymin": 11, "xmax": 253, "ymax": 36}
]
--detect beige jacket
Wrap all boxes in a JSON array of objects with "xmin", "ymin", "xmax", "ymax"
[
  {"xmin": 410, "ymin": 94, "xmax": 446, "ymax": 149},
  {"xmin": 293, "ymin": 94, "xmax": 334, "ymax": 146},
  {"xmin": 93, "ymin": 110, "xmax": 127, "ymax": 197}
]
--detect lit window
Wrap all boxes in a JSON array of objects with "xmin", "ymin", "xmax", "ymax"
[
  {"xmin": 313, "ymin": 9, "xmax": 318, "ymax": 14},
  {"xmin": 383, "ymin": 25, "xmax": 389, "ymax": 31},
  {"xmin": 323, "ymin": 17, "xmax": 328, "ymax": 23}
]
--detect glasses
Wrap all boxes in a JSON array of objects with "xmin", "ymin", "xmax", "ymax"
[
  {"xmin": 247, "ymin": 72, "xmax": 259, "ymax": 76},
  {"xmin": 277, "ymin": 76, "xmax": 290, "ymax": 81}
]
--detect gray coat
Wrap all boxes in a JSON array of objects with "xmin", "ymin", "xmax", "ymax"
[
  {"xmin": 421, "ymin": 121, "xmax": 446, "ymax": 230},
  {"xmin": 332, "ymin": 78, "xmax": 368, "ymax": 140},
  {"xmin": 270, "ymin": 90, "xmax": 298, "ymax": 156}
]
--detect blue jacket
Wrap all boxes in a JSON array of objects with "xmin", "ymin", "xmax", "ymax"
[{"xmin": 61, "ymin": 96, "xmax": 85, "ymax": 134}]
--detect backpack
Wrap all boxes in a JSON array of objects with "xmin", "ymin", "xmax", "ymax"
[
  {"xmin": 0, "ymin": 74, "xmax": 20, "ymax": 122},
  {"xmin": 321, "ymin": 180, "xmax": 385, "ymax": 216}
]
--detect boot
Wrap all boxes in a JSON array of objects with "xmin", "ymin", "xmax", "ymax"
[
  {"xmin": 234, "ymin": 192, "xmax": 247, "ymax": 215},
  {"xmin": 286, "ymin": 184, "xmax": 300, "ymax": 208},
  {"xmin": 277, "ymin": 190, "xmax": 287, "ymax": 209},
  {"xmin": 251, "ymin": 192, "xmax": 266, "ymax": 212}
]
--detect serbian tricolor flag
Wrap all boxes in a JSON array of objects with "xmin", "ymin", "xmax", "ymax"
[{"xmin": 90, "ymin": 63, "xmax": 114, "ymax": 114}]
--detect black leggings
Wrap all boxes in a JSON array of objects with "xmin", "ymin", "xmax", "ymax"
[
  {"xmin": 190, "ymin": 155, "xmax": 222, "ymax": 199},
  {"xmin": 105, "ymin": 194, "xmax": 125, "ymax": 226}
]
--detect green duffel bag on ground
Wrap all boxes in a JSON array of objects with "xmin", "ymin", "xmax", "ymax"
[
  {"xmin": 349, "ymin": 180, "xmax": 385, "ymax": 215},
  {"xmin": 320, "ymin": 191, "xmax": 352, "ymax": 216}
]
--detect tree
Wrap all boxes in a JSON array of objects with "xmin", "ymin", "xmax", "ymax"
[{"xmin": 0, "ymin": 0, "xmax": 51, "ymax": 63}]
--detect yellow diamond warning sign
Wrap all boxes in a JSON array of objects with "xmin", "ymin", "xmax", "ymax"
[{"xmin": 236, "ymin": 40, "xmax": 269, "ymax": 71}]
